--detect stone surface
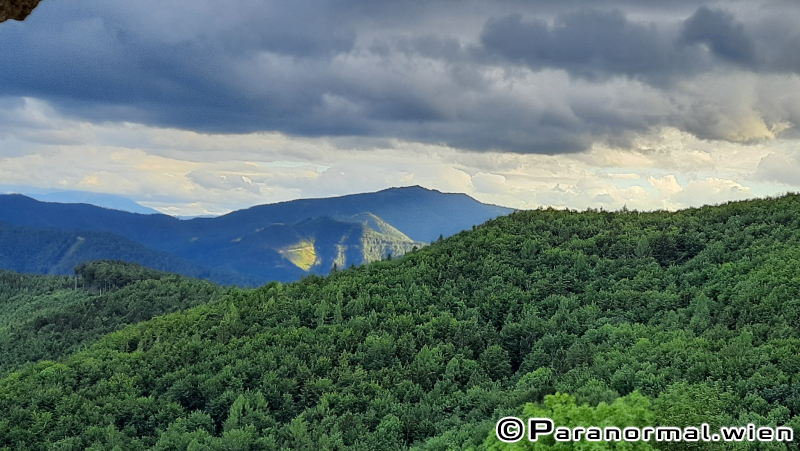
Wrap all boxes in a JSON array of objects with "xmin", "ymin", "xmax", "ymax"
[{"xmin": 0, "ymin": 0, "xmax": 42, "ymax": 22}]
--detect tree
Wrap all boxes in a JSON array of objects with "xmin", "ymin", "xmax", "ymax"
[{"xmin": 485, "ymin": 392, "xmax": 657, "ymax": 450}]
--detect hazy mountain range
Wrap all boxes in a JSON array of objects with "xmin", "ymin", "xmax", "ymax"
[
  {"xmin": 0, "ymin": 186, "xmax": 161, "ymax": 215},
  {"xmin": 0, "ymin": 186, "xmax": 512, "ymax": 285}
]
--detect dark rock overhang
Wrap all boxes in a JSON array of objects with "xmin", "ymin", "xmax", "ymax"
[{"xmin": 0, "ymin": 0, "xmax": 43, "ymax": 23}]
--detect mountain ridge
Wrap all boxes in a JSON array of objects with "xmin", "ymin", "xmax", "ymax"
[
  {"xmin": 0, "ymin": 186, "xmax": 510, "ymax": 284},
  {"xmin": 25, "ymin": 190, "xmax": 161, "ymax": 215},
  {"xmin": 211, "ymin": 185, "xmax": 513, "ymax": 243}
]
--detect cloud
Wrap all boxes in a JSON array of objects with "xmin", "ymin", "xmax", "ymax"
[
  {"xmin": 187, "ymin": 170, "xmax": 261, "ymax": 194},
  {"xmin": 4, "ymin": 96, "xmax": 792, "ymax": 217},
  {"xmin": 471, "ymin": 172, "xmax": 509, "ymax": 194},
  {"xmin": 592, "ymin": 193, "xmax": 614, "ymax": 204},
  {"xmin": 648, "ymin": 174, "xmax": 683, "ymax": 196},
  {"xmin": 480, "ymin": 9, "xmax": 684, "ymax": 79},
  {"xmin": 670, "ymin": 177, "xmax": 752, "ymax": 205},
  {"xmin": 680, "ymin": 6, "xmax": 755, "ymax": 66},
  {"xmin": 1, "ymin": 99, "xmax": 794, "ymax": 217},
  {"xmin": 753, "ymin": 152, "xmax": 800, "ymax": 186},
  {"xmin": 0, "ymin": 97, "xmax": 94, "ymax": 148},
  {"xmin": 1, "ymin": 0, "xmax": 800, "ymax": 156}
]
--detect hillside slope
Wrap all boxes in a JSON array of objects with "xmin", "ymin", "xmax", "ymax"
[
  {"xmin": 181, "ymin": 216, "xmax": 425, "ymax": 283},
  {"xmin": 0, "ymin": 222, "xmax": 251, "ymax": 285},
  {"xmin": 0, "ymin": 261, "xmax": 230, "ymax": 374},
  {"xmin": 2, "ymin": 195, "xmax": 800, "ymax": 449}
]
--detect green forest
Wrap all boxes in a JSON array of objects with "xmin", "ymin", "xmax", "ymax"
[
  {"xmin": 0, "ymin": 261, "xmax": 230, "ymax": 375},
  {"xmin": 3, "ymin": 195, "xmax": 800, "ymax": 449}
]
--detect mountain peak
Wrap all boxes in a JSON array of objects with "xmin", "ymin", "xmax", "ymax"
[
  {"xmin": 376, "ymin": 185, "xmax": 440, "ymax": 195},
  {"xmin": 385, "ymin": 185, "xmax": 433, "ymax": 191}
]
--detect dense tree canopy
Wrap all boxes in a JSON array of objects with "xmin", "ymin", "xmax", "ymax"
[
  {"xmin": 0, "ymin": 261, "xmax": 229, "ymax": 374},
  {"xmin": 2, "ymin": 195, "xmax": 800, "ymax": 449}
]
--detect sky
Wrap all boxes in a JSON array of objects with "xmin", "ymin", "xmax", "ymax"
[{"xmin": 1, "ymin": 0, "xmax": 800, "ymax": 216}]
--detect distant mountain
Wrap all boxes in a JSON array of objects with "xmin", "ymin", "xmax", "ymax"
[
  {"xmin": 213, "ymin": 186, "xmax": 514, "ymax": 243},
  {"xmin": 1, "ymin": 187, "xmax": 160, "ymax": 215},
  {"xmin": 0, "ymin": 186, "xmax": 512, "ymax": 284}
]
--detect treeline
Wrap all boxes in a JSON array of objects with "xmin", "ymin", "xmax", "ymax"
[
  {"xmin": 3, "ymin": 195, "xmax": 800, "ymax": 449},
  {"xmin": 75, "ymin": 260, "xmax": 172, "ymax": 292},
  {"xmin": 0, "ymin": 261, "xmax": 230, "ymax": 375}
]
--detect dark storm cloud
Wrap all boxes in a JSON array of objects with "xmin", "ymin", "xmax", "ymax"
[
  {"xmin": 477, "ymin": 7, "xmax": 761, "ymax": 80},
  {"xmin": 480, "ymin": 10, "xmax": 679, "ymax": 78},
  {"xmin": 477, "ymin": 4, "xmax": 800, "ymax": 79},
  {"xmin": 680, "ymin": 6, "xmax": 755, "ymax": 65},
  {"xmin": 1, "ymin": 0, "xmax": 799, "ymax": 153}
]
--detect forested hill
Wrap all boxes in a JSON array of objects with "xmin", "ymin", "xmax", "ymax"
[
  {"xmin": 0, "ymin": 222, "xmax": 252, "ymax": 286},
  {"xmin": 3, "ymin": 195, "xmax": 800, "ymax": 449},
  {"xmin": 0, "ymin": 186, "xmax": 509, "ymax": 284},
  {"xmin": 0, "ymin": 261, "xmax": 230, "ymax": 375}
]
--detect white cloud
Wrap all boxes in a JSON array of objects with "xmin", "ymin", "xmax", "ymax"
[
  {"xmin": 648, "ymin": 175, "xmax": 683, "ymax": 196},
  {"xmin": 0, "ymin": 98, "xmax": 796, "ymax": 216},
  {"xmin": 472, "ymin": 172, "xmax": 508, "ymax": 194},
  {"xmin": 187, "ymin": 170, "xmax": 261, "ymax": 194},
  {"xmin": 753, "ymin": 152, "xmax": 800, "ymax": 186},
  {"xmin": 671, "ymin": 178, "xmax": 752, "ymax": 206}
]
